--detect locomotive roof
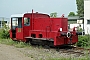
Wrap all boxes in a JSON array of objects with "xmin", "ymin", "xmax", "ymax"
[
  {"xmin": 11, "ymin": 12, "xmax": 50, "ymax": 18},
  {"xmin": 11, "ymin": 14, "xmax": 24, "ymax": 17}
]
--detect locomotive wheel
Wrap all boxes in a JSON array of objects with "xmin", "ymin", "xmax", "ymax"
[
  {"xmin": 55, "ymin": 47, "xmax": 60, "ymax": 52},
  {"xmin": 43, "ymin": 40, "xmax": 50, "ymax": 49},
  {"xmin": 29, "ymin": 40, "xmax": 34, "ymax": 45},
  {"xmin": 26, "ymin": 38, "xmax": 34, "ymax": 45},
  {"xmin": 27, "ymin": 38, "xmax": 54, "ymax": 48},
  {"xmin": 44, "ymin": 45, "xmax": 50, "ymax": 49}
]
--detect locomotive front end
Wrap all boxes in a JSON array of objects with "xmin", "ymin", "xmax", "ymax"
[
  {"xmin": 52, "ymin": 17, "xmax": 81, "ymax": 46},
  {"xmin": 54, "ymin": 26, "xmax": 82, "ymax": 46}
]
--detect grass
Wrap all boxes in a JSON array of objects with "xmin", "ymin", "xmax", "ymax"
[
  {"xmin": 0, "ymin": 38, "xmax": 30, "ymax": 48},
  {"xmin": 48, "ymin": 57, "xmax": 90, "ymax": 60}
]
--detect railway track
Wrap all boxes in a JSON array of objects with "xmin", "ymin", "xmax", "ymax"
[
  {"xmin": 42, "ymin": 45, "xmax": 90, "ymax": 57},
  {"xmin": 18, "ymin": 41, "xmax": 90, "ymax": 57},
  {"xmin": 59, "ymin": 47, "xmax": 90, "ymax": 57}
]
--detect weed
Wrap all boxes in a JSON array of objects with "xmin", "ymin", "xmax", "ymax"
[{"xmin": 0, "ymin": 38, "xmax": 30, "ymax": 48}]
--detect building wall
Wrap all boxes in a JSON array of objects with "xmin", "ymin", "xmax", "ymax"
[
  {"xmin": 69, "ymin": 24, "xmax": 83, "ymax": 30},
  {"xmin": 84, "ymin": 0, "xmax": 90, "ymax": 34},
  {"xmin": 68, "ymin": 20, "xmax": 77, "ymax": 24}
]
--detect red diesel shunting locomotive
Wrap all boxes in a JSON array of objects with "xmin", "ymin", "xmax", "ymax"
[{"xmin": 9, "ymin": 10, "xmax": 81, "ymax": 46}]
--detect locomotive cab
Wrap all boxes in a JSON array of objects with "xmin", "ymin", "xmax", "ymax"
[
  {"xmin": 10, "ymin": 11, "xmax": 50, "ymax": 42},
  {"xmin": 10, "ymin": 14, "xmax": 31, "ymax": 42},
  {"xmin": 11, "ymin": 17, "xmax": 22, "ymax": 38}
]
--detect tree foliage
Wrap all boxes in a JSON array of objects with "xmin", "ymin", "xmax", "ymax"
[
  {"xmin": 0, "ymin": 19, "xmax": 10, "ymax": 39},
  {"xmin": 76, "ymin": 0, "xmax": 84, "ymax": 17},
  {"xmin": 68, "ymin": 12, "xmax": 76, "ymax": 16},
  {"xmin": 50, "ymin": 12, "xmax": 57, "ymax": 17}
]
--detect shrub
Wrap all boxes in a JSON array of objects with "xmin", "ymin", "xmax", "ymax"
[
  {"xmin": 77, "ymin": 35, "xmax": 90, "ymax": 47},
  {"xmin": 0, "ymin": 29, "xmax": 10, "ymax": 39}
]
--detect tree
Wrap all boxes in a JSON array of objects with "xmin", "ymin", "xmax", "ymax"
[
  {"xmin": 0, "ymin": 18, "xmax": 10, "ymax": 39},
  {"xmin": 68, "ymin": 12, "xmax": 76, "ymax": 16},
  {"xmin": 76, "ymin": 0, "xmax": 84, "ymax": 17},
  {"xmin": 50, "ymin": 12, "xmax": 57, "ymax": 17}
]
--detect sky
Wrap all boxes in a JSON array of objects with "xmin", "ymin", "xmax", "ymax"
[{"xmin": 0, "ymin": 0, "xmax": 77, "ymax": 18}]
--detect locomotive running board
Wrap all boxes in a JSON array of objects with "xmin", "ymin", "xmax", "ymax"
[
  {"xmin": 25, "ymin": 37, "xmax": 33, "ymax": 39},
  {"xmin": 25, "ymin": 37, "xmax": 53, "ymax": 41}
]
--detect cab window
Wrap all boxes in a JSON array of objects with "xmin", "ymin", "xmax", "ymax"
[{"xmin": 24, "ymin": 18, "xmax": 30, "ymax": 26}]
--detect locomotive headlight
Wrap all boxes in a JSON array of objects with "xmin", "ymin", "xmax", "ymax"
[
  {"xmin": 75, "ymin": 28, "xmax": 77, "ymax": 31},
  {"xmin": 60, "ymin": 28, "xmax": 62, "ymax": 31}
]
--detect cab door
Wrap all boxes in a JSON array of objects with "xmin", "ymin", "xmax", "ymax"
[
  {"xmin": 10, "ymin": 17, "xmax": 23, "ymax": 40},
  {"xmin": 23, "ymin": 17, "xmax": 31, "ymax": 38},
  {"xmin": 16, "ymin": 17, "xmax": 23, "ymax": 40}
]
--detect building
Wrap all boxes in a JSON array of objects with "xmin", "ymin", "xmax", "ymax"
[
  {"xmin": 68, "ymin": 16, "xmax": 83, "ymax": 31},
  {"xmin": 0, "ymin": 17, "xmax": 10, "ymax": 28},
  {"xmin": 84, "ymin": 0, "xmax": 90, "ymax": 34}
]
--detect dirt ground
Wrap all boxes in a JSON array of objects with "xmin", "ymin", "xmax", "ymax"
[
  {"xmin": 0, "ymin": 43, "xmax": 88, "ymax": 60},
  {"xmin": 0, "ymin": 44, "xmax": 33, "ymax": 60}
]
